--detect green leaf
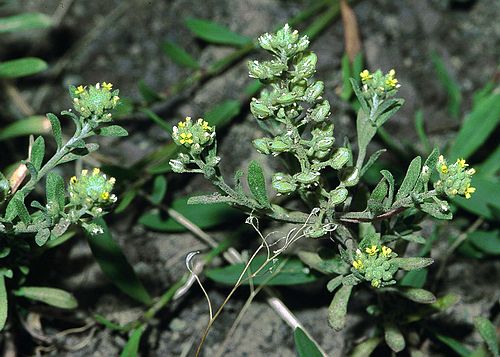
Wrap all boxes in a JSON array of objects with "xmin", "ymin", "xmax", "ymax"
[
  {"xmin": 380, "ymin": 170, "xmax": 395, "ymax": 208},
  {"xmin": 420, "ymin": 202, "xmax": 453, "ymax": 220},
  {"xmin": 115, "ymin": 189, "xmax": 138, "ymax": 214},
  {"xmin": 351, "ymin": 337, "xmax": 381, "ymax": 357},
  {"xmin": 0, "ymin": 57, "xmax": 48, "ymax": 78},
  {"xmin": 294, "ymin": 327, "xmax": 322, "ymax": 357},
  {"xmin": 141, "ymin": 108, "xmax": 173, "ymax": 135},
  {"xmin": 368, "ymin": 177, "xmax": 388, "ymax": 214},
  {"xmin": 12, "ymin": 196, "xmax": 30, "ymax": 224},
  {"xmin": 435, "ymin": 334, "xmax": 472, "ymax": 357},
  {"xmin": 46, "ymin": 113, "xmax": 62, "ymax": 149},
  {"xmin": 205, "ymin": 255, "xmax": 317, "ymax": 286},
  {"xmin": 328, "ymin": 284, "xmax": 352, "ymax": 331},
  {"xmin": 150, "ymin": 175, "xmax": 167, "ymax": 205},
  {"xmin": 185, "ymin": 18, "xmax": 251, "ymax": 47},
  {"xmin": 474, "ymin": 317, "xmax": 499, "ymax": 357},
  {"xmin": 398, "ymin": 288, "xmax": 436, "ymax": 304},
  {"xmin": 35, "ymin": 228, "xmax": 51, "ymax": 246},
  {"xmin": 400, "ymin": 269, "xmax": 428, "ymax": 288},
  {"xmin": 468, "ymin": 230, "xmax": 500, "ymax": 255},
  {"xmin": 395, "ymin": 156, "xmax": 421, "ymax": 201},
  {"xmin": 448, "ymin": 93, "xmax": 500, "ymax": 160},
  {"xmin": 205, "ymin": 100, "xmax": 241, "ymax": 127},
  {"xmin": 0, "ymin": 276, "xmax": 7, "ymax": 330},
  {"xmin": 14, "ymin": 287, "xmax": 77, "ymax": 309},
  {"xmin": 0, "ymin": 12, "xmax": 52, "ymax": 33},
  {"xmin": 414, "ymin": 110, "xmax": 431, "ymax": 152},
  {"xmin": 85, "ymin": 218, "xmax": 152, "ymax": 305},
  {"xmin": 162, "ymin": 40, "xmax": 200, "ymax": 69},
  {"xmin": 392, "ymin": 257, "xmax": 434, "ymax": 271},
  {"xmin": 0, "ymin": 116, "xmax": 48, "ymax": 141},
  {"xmin": 139, "ymin": 195, "xmax": 243, "ymax": 232},
  {"xmin": 384, "ymin": 322, "xmax": 406, "ymax": 353},
  {"xmin": 46, "ymin": 172, "xmax": 65, "ymax": 211},
  {"xmin": 187, "ymin": 193, "xmax": 238, "ymax": 205},
  {"xmin": 94, "ymin": 314, "xmax": 124, "ymax": 331},
  {"xmin": 298, "ymin": 251, "xmax": 347, "ymax": 275},
  {"xmin": 453, "ymin": 175, "xmax": 500, "ymax": 221},
  {"xmin": 120, "ymin": 324, "xmax": 146, "ymax": 357},
  {"xmin": 98, "ymin": 125, "xmax": 129, "ymax": 137},
  {"xmin": 340, "ymin": 54, "xmax": 352, "ymax": 101},
  {"xmin": 30, "ymin": 136, "xmax": 45, "ymax": 170},
  {"xmin": 431, "ymin": 52, "xmax": 462, "ymax": 119},
  {"xmin": 478, "ymin": 146, "xmax": 500, "ymax": 178},
  {"xmin": 326, "ymin": 275, "xmax": 344, "ymax": 292},
  {"xmin": 247, "ymin": 160, "xmax": 270, "ymax": 208}
]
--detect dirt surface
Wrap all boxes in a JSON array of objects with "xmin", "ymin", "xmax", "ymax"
[{"xmin": 1, "ymin": 0, "xmax": 499, "ymax": 355}]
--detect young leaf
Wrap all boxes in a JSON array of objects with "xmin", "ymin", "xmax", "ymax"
[
  {"xmin": 185, "ymin": 18, "xmax": 252, "ymax": 47},
  {"xmin": 247, "ymin": 160, "xmax": 271, "ymax": 208},
  {"xmin": 294, "ymin": 327, "xmax": 323, "ymax": 357},
  {"xmin": 162, "ymin": 40, "xmax": 200, "ymax": 69},
  {"xmin": 448, "ymin": 93, "xmax": 500, "ymax": 160},
  {"xmin": 0, "ymin": 57, "xmax": 48, "ymax": 78},
  {"xmin": 420, "ymin": 202, "xmax": 453, "ymax": 220},
  {"xmin": 380, "ymin": 170, "xmax": 395, "ymax": 208},
  {"xmin": 0, "ymin": 116, "xmax": 49, "ymax": 141},
  {"xmin": 85, "ymin": 218, "xmax": 152, "ymax": 305},
  {"xmin": 395, "ymin": 156, "xmax": 421, "ymax": 201},
  {"xmin": 120, "ymin": 325, "xmax": 146, "ymax": 357},
  {"xmin": 139, "ymin": 195, "xmax": 243, "ymax": 232},
  {"xmin": 12, "ymin": 196, "xmax": 30, "ymax": 224},
  {"xmin": 474, "ymin": 317, "xmax": 499, "ymax": 357},
  {"xmin": 384, "ymin": 322, "xmax": 406, "ymax": 353},
  {"xmin": 14, "ymin": 287, "xmax": 77, "ymax": 309},
  {"xmin": 150, "ymin": 175, "xmax": 167, "ymax": 205},
  {"xmin": 392, "ymin": 257, "xmax": 434, "ymax": 271},
  {"xmin": 98, "ymin": 125, "xmax": 129, "ymax": 137},
  {"xmin": 30, "ymin": 136, "xmax": 45, "ymax": 170},
  {"xmin": 46, "ymin": 172, "xmax": 65, "ymax": 211},
  {"xmin": 351, "ymin": 337, "xmax": 382, "ymax": 357},
  {"xmin": 0, "ymin": 12, "xmax": 52, "ymax": 33},
  {"xmin": 0, "ymin": 276, "xmax": 7, "ymax": 330},
  {"xmin": 205, "ymin": 255, "xmax": 317, "ymax": 286},
  {"xmin": 46, "ymin": 113, "xmax": 62, "ymax": 149},
  {"xmin": 326, "ymin": 275, "xmax": 344, "ymax": 292},
  {"xmin": 398, "ymin": 288, "xmax": 436, "ymax": 304},
  {"xmin": 328, "ymin": 284, "xmax": 352, "ymax": 331}
]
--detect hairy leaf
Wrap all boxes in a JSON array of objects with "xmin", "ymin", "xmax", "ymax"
[
  {"xmin": 392, "ymin": 257, "xmax": 434, "ymax": 271},
  {"xmin": 98, "ymin": 125, "xmax": 129, "ymax": 137},
  {"xmin": 474, "ymin": 317, "xmax": 499, "ymax": 357},
  {"xmin": 399, "ymin": 288, "xmax": 436, "ymax": 304},
  {"xmin": 14, "ymin": 287, "xmax": 77, "ymax": 309},
  {"xmin": 46, "ymin": 113, "xmax": 62, "ymax": 149},
  {"xmin": 0, "ymin": 276, "xmax": 7, "ymax": 330},
  {"xmin": 46, "ymin": 172, "xmax": 65, "ymax": 211},
  {"xmin": 395, "ymin": 156, "xmax": 421, "ymax": 201},
  {"xmin": 384, "ymin": 322, "xmax": 405, "ymax": 353},
  {"xmin": 328, "ymin": 284, "xmax": 352, "ymax": 331},
  {"xmin": 247, "ymin": 160, "xmax": 271, "ymax": 208}
]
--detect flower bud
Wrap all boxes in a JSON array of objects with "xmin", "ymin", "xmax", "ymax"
[{"xmin": 252, "ymin": 138, "xmax": 272, "ymax": 155}]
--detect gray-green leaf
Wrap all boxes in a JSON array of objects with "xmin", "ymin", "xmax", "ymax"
[
  {"xmin": 14, "ymin": 286, "xmax": 78, "ymax": 309},
  {"xmin": 392, "ymin": 257, "xmax": 434, "ymax": 271},
  {"xmin": 46, "ymin": 113, "xmax": 62, "ymax": 149},
  {"xmin": 328, "ymin": 284, "xmax": 352, "ymax": 331},
  {"xmin": 0, "ymin": 276, "xmax": 7, "ymax": 330},
  {"xmin": 98, "ymin": 125, "xmax": 129, "ymax": 137},
  {"xmin": 395, "ymin": 156, "xmax": 421, "ymax": 201},
  {"xmin": 247, "ymin": 160, "xmax": 270, "ymax": 208},
  {"xmin": 474, "ymin": 317, "xmax": 499, "ymax": 357},
  {"xmin": 384, "ymin": 322, "xmax": 406, "ymax": 352},
  {"xmin": 185, "ymin": 18, "xmax": 252, "ymax": 47}
]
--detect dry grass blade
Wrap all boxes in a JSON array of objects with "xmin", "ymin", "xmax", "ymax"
[{"xmin": 340, "ymin": 0, "xmax": 361, "ymax": 62}]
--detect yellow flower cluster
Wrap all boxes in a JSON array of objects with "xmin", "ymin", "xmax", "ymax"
[{"xmin": 436, "ymin": 156, "xmax": 476, "ymax": 199}]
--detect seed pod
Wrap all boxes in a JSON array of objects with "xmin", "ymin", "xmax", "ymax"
[
  {"xmin": 310, "ymin": 100, "xmax": 330, "ymax": 123},
  {"xmin": 252, "ymin": 138, "xmax": 272, "ymax": 155},
  {"xmin": 294, "ymin": 171, "xmax": 319, "ymax": 185},
  {"xmin": 329, "ymin": 187, "xmax": 348, "ymax": 205},
  {"xmin": 276, "ymin": 92, "xmax": 297, "ymax": 105},
  {"xmin": 330, "ymin": 148, "xmax": 350, "ymax": 169},
  {"xmin": 269, "ymin": 137, "xmax": 291, "ymax": 153},
  {"xmin": 316, "ymin": 137, "xmax": 335, "ymax": 151},
  {"xmin": 272, "ymin": 173, "xmax": 297, "ymax": 194},
  {"xmin": 250, "ymin": 100, "xmax": 272, "ymax": 119},
  {"xmin": 339, "ymin": 167, "xmax": 359, "ymax": 187},
  {"xmin": 303, "ymin": 81, "xmax": 324, "ymax": 102},
  {"xmin": 294, "ymin": 52, "xmax": 317, "ymax": 79}
]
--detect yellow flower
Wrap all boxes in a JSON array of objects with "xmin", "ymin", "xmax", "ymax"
[
  {"xmin": 457, "ymin": 158, "xmax": 468, "ymax": 168},
  {"xmin": 385, "ymin": 77, "xmax": 399, "ymax": 88},
  {"xmin": 81, "ymin": 169, "xmax": 88, "ymax": 176},
  {"xmin": 352, "ymin": 259, "xmax": 363, "ymax": 270},
  {"xmin": 371, "ymin": 279, "xmax": 381, "ymax": 288},
  {"xmin": 467, "ymin": 168, "xmax": 476, "ymax": 175},
  {"xmin": 197, "ymin": 118, "xmax": 211, "ymax": 131},
  {"xmin": 92, "ymin": 168, "xmax": 100, "ymax": 176},
  {"xmin": 75, "ymin": 85, "xmax": 85, "ymax": 95},
  {"xmin": 381, "ymin": 246, "xmax": 392, "ymax": 257},
  {"xmin": 102, "ymin": 82, "xmax": 113, "ymax": 91},
  {"xmin": 360, "ymin": 69, "xmax": 372, "ymax": 82},
  {"xmin": 101, "ymin": 191, "xmax": 110, "ymax": 200},
  {"xmin": 440, "ymin": 164, "xmax": 448, "ymax": 174},
  {"xmin": 464, "ymin": 184, "xmax": 476, "ymax": 199},
  {"xmin": 388, "ymin": 69, "xmax": 396, "ymax": 77},
  {"xmin": 70, "ymin": 176, "xmax": 77, "ymax": 184},
  {"xmin": 365, "ymin": 245, "xmax": 379, "ymax": 256},
  {"xmin": 179, "ymin": 132, "xmax": 193, "ymax": 145}
]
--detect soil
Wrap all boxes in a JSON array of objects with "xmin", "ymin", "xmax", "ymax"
[{"xmin": 1, "ymin": 0, "xmax": 499, "ymax": 356}]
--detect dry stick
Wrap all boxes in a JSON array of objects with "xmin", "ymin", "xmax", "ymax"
[{"xmin": 167, "ymin": 207, "xmax": 329, "ymax": 356}]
